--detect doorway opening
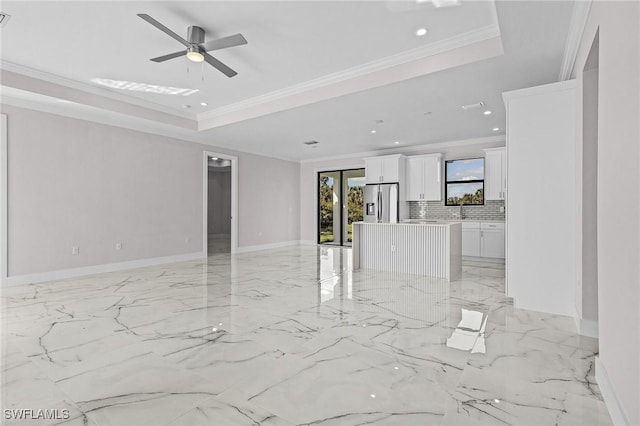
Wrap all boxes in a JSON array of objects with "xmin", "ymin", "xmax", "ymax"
[
  {"xmin": 317, "ymin": 168, "xmax": 365, "ymax": 246},
  {"xmin": 580, "ymin": 30, "xmax": 599, "ymax": 334},
  {"xmin": 203, "ymin": 151, "xmax": 238, "ymax": 255}
]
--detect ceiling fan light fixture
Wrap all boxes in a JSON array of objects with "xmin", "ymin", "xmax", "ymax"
[{"xmin": 186, "ymin": 47, "xmax": 204, "ymax": 63}]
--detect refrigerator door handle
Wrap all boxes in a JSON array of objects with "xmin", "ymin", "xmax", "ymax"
[{"xmin": 377, "ymin": 191, "xmax": 382, "ymax": 222}]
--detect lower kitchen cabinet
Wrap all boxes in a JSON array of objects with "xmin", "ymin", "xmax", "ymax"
[
  {"xmin": 461, "ymin": 221, "xmax": 505, "ymax": 259},
  {"xmin": 480, "ymin": 222, "xmax": 505, "ymax": 258},
  {"xmin": 462, "ymin": 222, "xmax": 481, "ymax": 257}
]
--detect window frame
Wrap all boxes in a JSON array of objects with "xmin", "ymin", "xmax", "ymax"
[{"xmin": 444, "ymin": 157, "xmax": 485, "ymax": 206}]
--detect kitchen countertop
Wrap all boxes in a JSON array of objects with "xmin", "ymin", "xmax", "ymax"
[
  {"xmin": 354, "ymin": 221, "xmax": 458, "ymax": 226},
  {"xmin": 402, "ymin": 219, "xmax": 505, "ymax": 224}
]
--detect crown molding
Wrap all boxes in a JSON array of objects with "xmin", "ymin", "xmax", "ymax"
[
  {"xmin": 0, "ymin": 90, "xmax": 299, "ymax": 163},
  {"xmin": 2, "ymin": 91, "xmax": 504, "ymax": 166},
  {"xmin": 0, "ymin": 60, "xmax": 195, "ymax": 120},
  {"xmin": 299, "ymin": 135, "xmax": 506, "ymax": 164},
  {"xmin": 198, "ymin": 24, "xmax": 501, "ymax": 122},
  {"xmin": 503, "ymin": 79, "xmax": 577, "ymax": 103},
  {"xmin": 558, "ymin": 0, "xmax": 592, "ymax": 81}
]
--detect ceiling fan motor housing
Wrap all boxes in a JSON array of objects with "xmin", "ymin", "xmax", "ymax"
[{"xmin": 187, "ymin": 26, "xmax": 205, "ymax": 44}]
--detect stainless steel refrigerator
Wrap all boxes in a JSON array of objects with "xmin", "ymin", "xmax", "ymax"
[{"xmin": 364, "ymin": 183, "xmax": 399, "ymax": 223}]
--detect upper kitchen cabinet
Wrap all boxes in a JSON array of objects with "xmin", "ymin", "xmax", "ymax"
[
  {"xmin": 364, "ymin": 154, "xmax": 405, "ymax": 184},
  {"xmin": 406, "ymin": 154, "xmax": 442, "ymax": 201},
  {"xmin": 484, "ymin": 147, "xmax": 507, "ymax": 200}
]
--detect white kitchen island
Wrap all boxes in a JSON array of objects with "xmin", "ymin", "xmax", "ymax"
[{"xmin": 352, "ymin": 221, "xmax": 462, "ymax": 281}]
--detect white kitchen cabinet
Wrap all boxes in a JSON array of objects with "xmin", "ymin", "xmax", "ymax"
[
  {"xmin": 480, "ymin": 222, "xmax": 505, "ymax": 258},
  {"xmin": 406, "ymin": 154, "xmax": 442, "ymax": 201},
  {"xmin": 462, "ymin": 222, "xmax": 481, "ymax": 257},
  {"xmin": 364, "ymin": 154, "xmax": 405, "ymax": 184},
  {"xmin": 461, "ymin": 221, "xmax": 505, "ymax": 259},
  {"xmin": 484, "ymin": 148, "xmax": 506, "ymax": 200}
]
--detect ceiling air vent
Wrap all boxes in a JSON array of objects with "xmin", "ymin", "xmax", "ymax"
[
  {"xmin": 303, "ymin": 141, "xmax": 319, "ymax": 145},
  {"xmin": 0, "ymin": 13, "xmax": 11, "ymax": 28},
  {"xmin": 461, "ymin": 101, "xmax": 485, "ymax": 110}
]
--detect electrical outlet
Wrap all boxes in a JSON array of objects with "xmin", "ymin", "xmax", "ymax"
[
  {"xmin": 391, "ymin": 245, "xmax": 396, "ymax": 252},
  {"xmin": 115, "ymin": 243, "xmax": 122, "ymax": 250},
  {"xmin": 72, "ymin": 246, "xmax": 79, "ymax": 255}
]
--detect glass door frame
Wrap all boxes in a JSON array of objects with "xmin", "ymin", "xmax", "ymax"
[{"xmin": 316, "ymin": 168, "xmax": 365, "ymax": 246}]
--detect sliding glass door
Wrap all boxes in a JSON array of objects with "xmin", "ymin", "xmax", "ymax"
[{"xmin": 318, "ymin": 169, "xmax": 365, "ymax": 246}]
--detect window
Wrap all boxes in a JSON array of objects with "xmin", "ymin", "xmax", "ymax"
[
  {"xmin": 445, "ymin": 158, "xmax": 484, "ymax": 205},
  {"xmin": 317, "ymin": 169, "xmax": 365, "ymax": 246}
]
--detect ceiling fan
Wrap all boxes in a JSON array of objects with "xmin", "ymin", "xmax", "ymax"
[{"xmin": 137, "ymin": 14, "xmax": 247, "ymax": 78}]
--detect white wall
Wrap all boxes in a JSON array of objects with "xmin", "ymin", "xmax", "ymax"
[
  {"xmin": 236, "ymin": 150, "xmax": 300, "ymax": 248},
  {"xmin": 207, "ymin": 169, "xmax": 231, "ymax": 236},
  {"xmin": 299, "ymin": 140, "xmax": 505, "ymax": 243},
  {"xmin": 0, "ymin": 104, "xmax": 301, "ymax": 281},
  {"xmin": 503, "ymin": 81, "xmax": 576, "ymax": 317},
  {"xmin": 571, "ymin": 2, "xmax": 640, "ymax": 424}
]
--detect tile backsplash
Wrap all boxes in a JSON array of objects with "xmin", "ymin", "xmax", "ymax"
[{"xmin": 409, "ymin": 200, "xmax": 505, "ymax": 221}]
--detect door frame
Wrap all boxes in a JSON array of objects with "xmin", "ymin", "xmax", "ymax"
[
  {"xmin": 316, "ymin": 167, "xmax": 365, "ymax": 246},
  {"xmin": 203, "ymin": 151, "xmax": 238, "ymax": 255},
  {"xmin": 1, "ymin": 114, "xmax": 7, "ymax": 284}
]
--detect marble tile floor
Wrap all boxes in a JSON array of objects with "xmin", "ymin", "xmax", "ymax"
[
  {"xmin": 208, "ymin": 236, "xmax": 231, "ymax": 255},
  {"xmin": 1, "ymin": 246, "xmax": 612, "ymax": 426}
]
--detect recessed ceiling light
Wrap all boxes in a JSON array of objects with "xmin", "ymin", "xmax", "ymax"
[
  {"xmin": 394, "ymin": 141, "xmax": 400, "ymax": 145},
  {"xmin": 200, "ymin": 102, "xmax": 208, "ymax": 106},
  {"xmin": 210, "ymin": 157, "xmax": 219, "ymax": 160},
  {"xmin": 483, "ymin": 110, "xmax": 492, "ymax": 115},
  {"xmin": 416, "ymin": 28, "xmax": 428, "ymax": 37},
  {"xmin": 371, "ymin": 130, "xmax": 377, "ymax": 134},
  {"xmin": 492, "ymin": 127, "xmax": 500, "ymax": 132}
]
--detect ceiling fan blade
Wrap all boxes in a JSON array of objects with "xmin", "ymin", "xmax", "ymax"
[
  {"xmin": 203, "ymin": 52, "xmax": 238, "ymax": 78},
  {"xmin": 150, "ymin": 50, "xmax": 185, "ymax": 62},
  {"xmin": 137, "ymin": 14, "xmax": 190, "ymax": 48},
  {"xmin": 200, "ymin": 34, "xmax": 248, "ymax": 52}
]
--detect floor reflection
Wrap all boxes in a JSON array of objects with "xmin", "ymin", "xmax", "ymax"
[
  {"xmin": 446, "ymin": 308, "xmax": 488, "ymax": 353},
  {"xmin": 1, "ymin": 245, "xmax": 611, "ymax": 426}
]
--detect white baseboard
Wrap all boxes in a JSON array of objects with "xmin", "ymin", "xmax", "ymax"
[
  {"xmin": 234, "ymin": 240, "xmax": 302, "ymax": 254},
  {"xmin": 1, "ymin": 252, "xmax": 205, "ymax": 287},
  {"xmin": 300, "ymin": 240, "xmax": 319, "ymax": 246},
  {"xmin": 595, "ymin": 356, "xmax": 631, "ymax": 426},
  {"xmin": 462, "ymin": 255, "xmax": 505, "ymax": 264}
]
